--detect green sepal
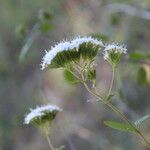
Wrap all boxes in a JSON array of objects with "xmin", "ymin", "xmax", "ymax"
[
  {"xmin": 47, "ymin": 41, "xmax": 102, "ymax": 69},
  {"xmin": 78, "ymin": 42, "xmax": 101, "ymax": 60},
  {"xmin": 50, "ymin": 49, "xmax": 80, "ymax": 68},
  {"xmin": 87, "ymin": 69, "xmax": 96, "ymax": 81},
  {"xmin": 30, "ymin": 110, "xmax": 58, "ymax": 126},
  {"xmin": 107, "ymin": 51, "xmax": 121, "ymax": 68}
]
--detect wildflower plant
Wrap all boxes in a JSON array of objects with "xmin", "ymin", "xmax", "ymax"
[
  {"xmin": 41, "ymin": 36, "xmax": 103, "ymax": 87},
  {"xmin": 24, "ymin": 104, "xmax": 62, "ymax": 150},
  {"xmin": 40, "ymin": 36, "xmax": 150, "ymax": 149}
]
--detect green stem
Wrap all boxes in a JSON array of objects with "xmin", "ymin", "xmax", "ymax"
[
  {"xmin": 82, "ymin": 80, "xmax": 150, "ymax": 148},
  {"xmin": 46, "ymin": 134, "xmax": 55, "ymax": 150},
  {"xmin": 107, "ymin": 67, "xmax": 115, "ymax": 98},
  {"xmin": 106, "ymin": 103, "xmax": 150, "ymax": 147}
]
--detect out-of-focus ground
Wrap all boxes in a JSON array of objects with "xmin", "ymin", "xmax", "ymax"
[{"xmin": 0, "ymin": 0, "xmax": 150, "ymax": 150}]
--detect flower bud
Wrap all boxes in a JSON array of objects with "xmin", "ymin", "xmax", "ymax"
[{"xmin": 103, "ymin": 44, "xmax": 127, "ymax": 68}]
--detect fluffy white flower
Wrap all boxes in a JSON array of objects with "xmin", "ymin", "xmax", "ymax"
[
  {"xmin": 103, "ymin": 44, "xmax": 127, "ymax": 60},
  {"xmin": 24, "ymin": 104, "xmax": 62, "ymax": 124},
  {"xmin": 41, "ymin": 36, "xmax": 103, "ymax": 70}
]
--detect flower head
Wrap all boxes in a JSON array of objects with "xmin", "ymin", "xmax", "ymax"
[
  {"xmin": 103, "ymin": 43, "xmax": 127, "ymax": 67},
  {"xmin": 41, "ymin": 36, "xmax": 104, "ymax": 69},
  {"xmin": 24, "ymin": 104, "xmax": 62, "ymax": 125}
]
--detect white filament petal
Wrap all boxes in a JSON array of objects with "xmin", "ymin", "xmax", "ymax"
[
  {"xmin": 103, "ymin": 44, "xmax": 127, "ymax": 60},
  {"xmin": 41, "ymin": 36, "xmax": 104, "ymax": 70},
  {"xmin": 24, "ymin": 104, "xmax": 62, "ymax": 124}
]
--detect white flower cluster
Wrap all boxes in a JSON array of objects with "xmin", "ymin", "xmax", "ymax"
[
  {"xmin": 24, "ymin": 104, "xmax": 62, "ymax": 124},
  {"xmin": 41, "ymin": 36, "xmax": 103, "ymax": 70},
  {"xmin": 103, "ymin": 44, "xmax": 127, "ymax": 60}
]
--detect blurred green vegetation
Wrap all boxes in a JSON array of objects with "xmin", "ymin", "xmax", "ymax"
[{"xmin": 0, "ymin": 0, "xmax": 150, "ymax": 150}]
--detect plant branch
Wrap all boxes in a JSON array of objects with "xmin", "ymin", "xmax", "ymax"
[
  {"xmin": 107, "ymin": 67, "xmax": 115, "ymax": 98},
  {"xmin": 46, "ymin": 134, "xmax": 55, "ymax": 150},
  {"xmin": 81, "ymin": 78, "xmax": 150, "ymax": 148}
]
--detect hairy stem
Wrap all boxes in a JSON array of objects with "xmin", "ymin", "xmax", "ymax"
[
  {"xmin": 106, "ymin": 103, "xmax": 150, "ymax": 147},
  {"xmin": 82, "ymin": 79, "xmax": 150, "ymax": 148},
  {"xmin": 46, "ymin": 134, "xmax": 55, "ymax": 150},
  {"xmin": 107, "ymin": 67, "xmax": 115, "ymax": 98}
]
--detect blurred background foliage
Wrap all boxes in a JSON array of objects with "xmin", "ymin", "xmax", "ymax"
[{"xmin": 0, "ymin": 0, "xmax": 150, "ymax": 149}]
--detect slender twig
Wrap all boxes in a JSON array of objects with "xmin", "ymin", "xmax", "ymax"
[
  {"xmin": 46, "ymin": 134, "xmax": 55, "ymax": 150},
  {"xmin": 107, "ymin": 67, "xmax": 115, "ymax": 98},
  {"xmin": 81, "ymin": 74, "xmax": 150, "ymax": 148},
  {"xmin": 19, "ymin": 23, "xmax": 40, "ymax": 61},
  {"xmin": 43, "ymin": 125, "xmax": 55, "ymax": 150}
]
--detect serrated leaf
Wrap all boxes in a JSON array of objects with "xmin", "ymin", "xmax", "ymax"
[
  {"xmin": 104, "ymin": 120, "xmax": 137, "ymax": 133},
  {"xmin": 134, "ymin": 115, "xmax": 150, "ymax": 128}
]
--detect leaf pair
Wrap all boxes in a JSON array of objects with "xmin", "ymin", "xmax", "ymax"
[{"xmin": 104, "ymin": 115, "xmax": 150, "ymax": 133}]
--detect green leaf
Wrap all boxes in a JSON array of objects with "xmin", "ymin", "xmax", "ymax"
[
  {"xmin": 137, "ymin": 66, "xmax": 148, "ymax": 85},
  {"xmin": 40, "ymin": 21, "xmax": 53, "ymax": 33},
  {"xmin": 134, "ymin": 115, "xmax": 150, "ymax": 128},
  {"xmin": 104, "ymin": 120, "xmax": 137, "ymax": 133},
  {"xmin": 129, "ymin": 52, "xmax": 150, "ymax": 61},
  {"xmin": 63, "ymin": 69, "xmax": 79, "ymax": 84}
]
